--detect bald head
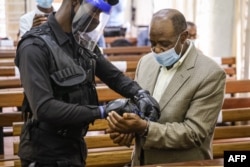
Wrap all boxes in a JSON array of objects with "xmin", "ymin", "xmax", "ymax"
[{"xmin": 152, "ymin": 9, "xmax": 187, "ymax": 35}]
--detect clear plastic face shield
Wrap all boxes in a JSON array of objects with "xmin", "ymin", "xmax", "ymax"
[{"xmin": 72, "ymin": 0, "xmax": 112, "ymax": 51}]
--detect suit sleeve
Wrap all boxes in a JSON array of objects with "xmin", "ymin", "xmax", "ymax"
[{"xmin": 143, "ymin": 66, "xmax": 226, "ymax": 149}]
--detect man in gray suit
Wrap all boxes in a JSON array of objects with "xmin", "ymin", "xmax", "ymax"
[{"xmin": 106, "ymin": 8, "xmax": 226, "ymax": 166}]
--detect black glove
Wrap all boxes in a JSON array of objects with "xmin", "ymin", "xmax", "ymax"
[
  {"xmin": 103, "ymin": 98, "xmax": 140, "ymax": 117},
  {"xmin": 133, "ymin": 89, "xmax": 160, "ymax": 122}
]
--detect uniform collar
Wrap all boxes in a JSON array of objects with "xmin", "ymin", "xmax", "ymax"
[{"xmin": 47, "ymin": 12, "xmax": 70, "ymax": 46}]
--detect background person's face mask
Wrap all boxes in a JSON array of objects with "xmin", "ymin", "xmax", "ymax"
[
  {"xmin": 36, "ymin": 0, "xmax": 53, "ymax": 9},
  {"xmin": 153, "ymin": 34, "xmax": 183, "ymax": 67}
]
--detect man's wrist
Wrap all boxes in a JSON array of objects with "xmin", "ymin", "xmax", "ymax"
[{"xmin": 139, "ymin": 119, "xmax": 150, "ymax": 137}]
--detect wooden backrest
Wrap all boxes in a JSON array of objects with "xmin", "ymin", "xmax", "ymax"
[
  {"xmin": 213, "ymin": 107, "xmax": 250, "ymax": 158},
  {"xmin": 0, "ymin": 77, "xmax": 21, "ymax": 89},
  {"xmin": 225, "ymin": 79, "xmax": 250, "ymax": 95},
  {"xmin": 222, "ymin": 97, "xmax": 250, "ymax": 109},
  {"xmin": 12, "ymin": 119, "xmax": 133, "ymax": 167},
  {"xmin": 0, "ymin": 112, "xmax": 22, "ymax": 127},
  {"xmin": 0, "ymin": 66, "xmax": 15, "ymax": 76},
  {"xmin": 0, "ymin": 58, "xmax": 15, "ymax": 66},
  {"xmin": 103, "ymin": 46, "xmax": 150, "ymax": 56},
  {"xmin": 0, "ymin": 47, "xmax": 16, "ymax": 58},
  {"xmin": 3, "ymin": 79, "xmax": 250, "ymax": 108},
  {"xmin": 105, "ymin": 37, "xmax": 137, "ymax": 47},
  {"xmin": 0, "ymin": 86, "xmax": 122, "ymax": 108},
  {"xmin": 221, "ymin": 57, "xmax": 236, "ymax": 67}
]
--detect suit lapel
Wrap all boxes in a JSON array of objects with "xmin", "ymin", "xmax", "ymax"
[
  {"xmin": 159, "ymin": 45, "xmax": 198, "ymax": 109},
  {"xmin": 143, "ymin": 56, "xmax": 161, "ymax": 94}
]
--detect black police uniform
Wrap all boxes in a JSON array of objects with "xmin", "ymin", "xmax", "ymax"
[{"xmin": 15, "ymin": 13, "xmax": 141, "ymax": 167}]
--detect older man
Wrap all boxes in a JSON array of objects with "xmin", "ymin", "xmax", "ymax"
[{"xmin": 107, "ymin": 8, "xmax": 226, "ymax": 166}]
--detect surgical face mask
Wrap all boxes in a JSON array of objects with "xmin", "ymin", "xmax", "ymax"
[
  {"xmin": 153, "ymin": 35, "xmax": 183, "ymax": 67},
  {"xmin": 36, "ymin": 0, "xmax": 53, "ymax": 9},
  {"xmin": 190, "ymin": 39, "xmax": 196, "ymax": 45}
]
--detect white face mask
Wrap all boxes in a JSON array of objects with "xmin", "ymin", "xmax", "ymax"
[
  {"xmin": 153, "ymin": 34, "xmax": 183, "ymax": 67},
  {"xmin": 36, "ymin": 0, "xmax": 53, "ymax": 9}
]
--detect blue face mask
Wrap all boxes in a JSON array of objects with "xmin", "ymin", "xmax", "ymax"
[
  {"xmin": 36, "ymin": 0, "xmax": 53, "ymax": 9},
  {"xmin": 153, "ymin": 35, "xmax": 183, "ymax": 67}
]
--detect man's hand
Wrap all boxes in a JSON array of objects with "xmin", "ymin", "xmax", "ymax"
[
  {"xmin": 103, "ymin": 98, "xmax": 140, "ymax": 117},
  {"xmin": 32, "ymin": 14, "xmax": 48, "ymax": 28},
  {"xmin": 107, "ymin": 111, "xmax": 147, "ymax": 134},
  {"xmin": 133, "ymin": 89, "xmax": 160, "ymax": 121},
  {"xmin": 106, "ymin": 129, "xmax": 134, "ymax": 147}
]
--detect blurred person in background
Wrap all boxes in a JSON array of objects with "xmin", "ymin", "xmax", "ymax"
[{"xmin": 19, "ymin": 0, "xmax": 54, "ymax": 38}]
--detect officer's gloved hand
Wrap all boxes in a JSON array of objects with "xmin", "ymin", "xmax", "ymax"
[
  {"xmin": 133, "ymin": 89, "xmax": 160, "ymax": 122},
  {"xmin": 100, "ymin": 99, "xmax": 140, "ymax": 118}
]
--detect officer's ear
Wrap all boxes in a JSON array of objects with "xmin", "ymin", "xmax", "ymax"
[{"xmin": 180, "ymin": 30, "xmax": 188, "ymax": 44}]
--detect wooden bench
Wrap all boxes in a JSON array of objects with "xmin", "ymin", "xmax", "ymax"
[
  {"xmin": 213, "ymin": 107, "xmax": 250, "ymax": 158},
  {"xmin": 8, "ymin": 108, "xmax": 250, "ymax": 166},
  {"xmin": 1, "ymin": 105, "xmax": 250, "ymax": 165},
  {"xmin": 10, "ymin": 118, "xmax": 133, "ymax": 167},
  {"xmin": 0, "ymin": 57, "xmax": 236, "ymax": 88},
  {"xmin": 225, "ymin": 79, "xmax": 250, "ymax": 97},
  {"xmin": 1, "ymin": 79, "xmax": 249, "ymax": 159},
  {"xmin": 0, "ymin": 58, "xmax": 15, "ymax": 66},
  {"xmin": 0, "ymin": 67, "xmax": 16, "ymax": 76},
  {"xmin": 105, "ymin": 37, "xmax": 137, "ymax": 47},
  {"xmin": 0, "ymin": 47, "xmax": 16, "ymax": 59},
  {"xmin": 0, "ymin": 77, "xmax": 21, "ymax": 89},
  {"xmin": 103, "ymin": 46, "xmax": 150, "ymax": 56}
]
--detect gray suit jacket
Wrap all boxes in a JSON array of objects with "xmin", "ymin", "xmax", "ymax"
[{"xmin": 132, "ymin": 44, "xmax": 226, "ymax": 166}]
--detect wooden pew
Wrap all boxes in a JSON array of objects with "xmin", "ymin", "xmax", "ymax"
[
  {"xmin": 225, "ymin": 79, "xmax": 250, "ymax": 95},
  {"xmin": 0, "ymin": 58, "xmax": 15, "ymax": 66},
  {"xmin": 0, "ymin": 77, "xmax": 21, "ymax": 89},
  {"xmin": 213, "ymin": 108, "xmax": 250, "ymax": 158},
  {"xmin": 103, "ymin": 46, "xmax": 150, "ymax": 56},
  {"xmin": 105, "ymin": 37, "xmax": 137, "ymax": 47},
  {"xmin": 0, "ymin": 56, "xmax": 236, "ymax": 86},
  {"xmin": 137, "ymin": 158, "xmax": 224, "ymax": 167},
  {"xmin": 0, "ymin": 86, "xmax": 121, "ymax": 153},
  {"xmin": 0, "ymin": 67, "xmax": 15, "ymax": 76},
  {"xmin": 1, "ymin": 79, "xmax": 249, "ymax": 158},
  {"xmin": 0, "ymin": 47, "xmax": 16, "ymax": 59},
  {"xmin": 221, "ymin": 57, "xmax": 236, "ymax": 67},
  {"xmin": 9, "ymin": 108, "xmax": 250, "ymax": 166},
  {"xmin": 0, "ymin": 86, "xmax": 122, "ymax": 108},
  {"xmin": 1, "ymin": 79, "xmax": 249, "ymax": 129},
  {"xmin": 11, "ymin": 119, "xmax": 133, "ymax": 167}
]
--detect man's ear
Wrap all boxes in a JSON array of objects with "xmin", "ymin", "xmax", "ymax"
[{"xmin": 180, "ymin": 30, "xmax": 188, "ymax": 44}]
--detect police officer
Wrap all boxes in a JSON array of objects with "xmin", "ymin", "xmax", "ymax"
[{"xmin": 15, "ymin": 0, "xmax": 160, "ymax": 166}]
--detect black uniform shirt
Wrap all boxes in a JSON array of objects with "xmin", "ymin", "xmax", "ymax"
[{"xmin": 15, "ymin": 13, "xmax": 141, "ymax": 127}]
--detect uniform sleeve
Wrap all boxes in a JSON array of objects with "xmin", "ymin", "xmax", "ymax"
[
  {"xmin": 15, "ymin": 39, "xmax": 102, "ymax": 126},
  {"xmin": 95, "ymin": 55, "xmax": 142, "ymax": 98}
]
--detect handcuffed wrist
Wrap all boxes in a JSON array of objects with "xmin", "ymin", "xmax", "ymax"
[{"xmin": 139, "ymin": 119, "xmax": 150, "ymax": 137}]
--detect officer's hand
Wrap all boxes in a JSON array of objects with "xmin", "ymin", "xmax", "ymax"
[
  {"xmin": 32, "ymin": 14, "xmax": 48, "ymax": 28},
  {"xmin": 103, "ymin": 99, "xmax": 140, "ymax": 118},
  {"xmin": 133, "ymin": 89, "xmax": 160, "ymax": 122}
]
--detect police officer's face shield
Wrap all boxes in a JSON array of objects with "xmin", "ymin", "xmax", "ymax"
[{"xmin": 72, "ymin": 0, "xmax": 112, "ymax": 51}]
